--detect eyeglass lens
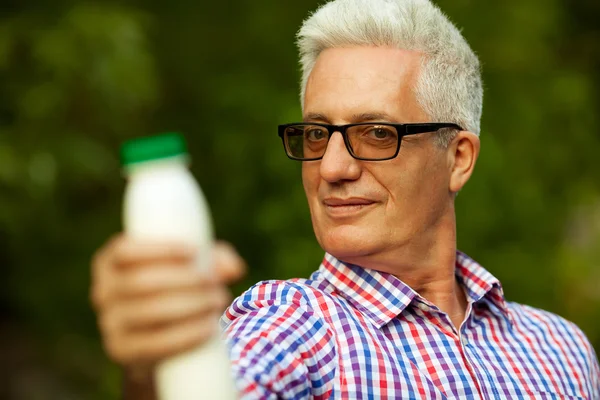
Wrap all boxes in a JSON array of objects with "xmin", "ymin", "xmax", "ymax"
[{"xmin": 284, "ymin": 124, "xmax": 399, "ymax": 160}]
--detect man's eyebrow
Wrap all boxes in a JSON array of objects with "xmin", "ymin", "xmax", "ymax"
[
  {"xmin": 350, "ymin": 112, "xmax": 394, "ymax": 123},
  {"xmin": 302, "ymin": 112, "xmax": 395, "ymax": 123},
  {"xmin": 303, "ymin": 112, "xmax": 329, "ymax": 122}
]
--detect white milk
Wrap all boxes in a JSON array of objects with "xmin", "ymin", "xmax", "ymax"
[{"xmin": 122, "ymin": 134, "xmax": 237, "ymax": 400}]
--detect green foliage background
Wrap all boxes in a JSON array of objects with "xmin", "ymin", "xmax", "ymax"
[{"xmin": 0, "ymin": 0, "xmax": 599, "ymax": 398}]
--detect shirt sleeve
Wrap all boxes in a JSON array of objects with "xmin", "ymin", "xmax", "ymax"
[
  {"xmin": 589, "ymin": 345, "xmax": 600, "ymax": 399},
  {"xmin": 221, "ymin": 282, "xmax": 337, "ymax": 400},
  {"xmin": 567, "ymin": 319, "xmax": 600, "ymax": 399}
]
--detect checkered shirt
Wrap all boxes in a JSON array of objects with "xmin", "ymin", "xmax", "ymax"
[{"xmin": 221, "ymin": 252, "xmax": 600, "ymax": 399}]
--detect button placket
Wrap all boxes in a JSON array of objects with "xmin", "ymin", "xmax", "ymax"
[{"xmin": 457, "ymin": 303, "xmax": 489, "ymax": 400}]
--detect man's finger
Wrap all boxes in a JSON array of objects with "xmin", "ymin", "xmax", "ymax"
[
  {"xmin": 109, "ymin": 313, "xmax": 221, "ymax": 365},
  {"xmin": 107, "ymin": 289, "xmax": 230, "ymax": 331},
  {"xmin": 213, "ymin": 241, "xmax": 247, "ymax": 283},
  {"xmin": 115, "ymin": 266, "xmax": 214, "ymax": 300},
  {"xmin": 112, "ymin": 236, "xmax": 197, "ymax": 269}
]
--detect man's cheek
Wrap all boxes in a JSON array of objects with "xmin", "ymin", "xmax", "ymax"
[
  {"xmin": 301, "ymin": 165, "xmax": 312, "ymax": 192},
  {"xmin": 302, "ymin": 167, "xmax": 319, "ymax": 198}
]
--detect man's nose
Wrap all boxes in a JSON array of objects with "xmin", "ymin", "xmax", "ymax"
[{"xmin": 319, "ymin": 132, "xmax": 361, "ymax": 183}]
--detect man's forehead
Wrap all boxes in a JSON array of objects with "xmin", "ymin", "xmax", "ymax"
[
  {"xmin": 309, "ymin": 47, "xmax": 422, "ymax": 77},
  {"xmin": 303, "ymin": 46, "xmax": 426, "ymax": 124}
]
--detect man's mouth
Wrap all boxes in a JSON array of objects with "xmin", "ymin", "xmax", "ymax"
[
  {"xmin": 323, "ymin": 198, "xmax": 376, "ymax": 206},
  {"xmin": 322, "ymin": 198, "xmax": 377, "ymax": 216}
]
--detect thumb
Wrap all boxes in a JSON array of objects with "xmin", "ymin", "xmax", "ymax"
[{"xmin": 213, "ymin": 241, "xmax": 247, "ymax": 283}]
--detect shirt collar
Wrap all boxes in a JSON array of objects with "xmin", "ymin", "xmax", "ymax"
[
  {"xmin": 318, "ymin": 251, "xmax": 512, "ymax": 329},
  {"xmin": 319, "ymin": 253, "xmax": 417, "ymax": 328},
  {"xmin": 455, "ymin": 251, "xmax": 513, "ymax": 324}
]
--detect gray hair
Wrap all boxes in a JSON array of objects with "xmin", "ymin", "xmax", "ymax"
[{"xmin": 297, "ymin": 0, "xmax": 483, "ymax": 146}]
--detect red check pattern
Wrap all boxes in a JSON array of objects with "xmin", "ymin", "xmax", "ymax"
[{"xmin": 221, "ymin": 252, "xmax": 600, "ymax": 399}]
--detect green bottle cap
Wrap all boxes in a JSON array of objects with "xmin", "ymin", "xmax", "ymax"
[{"xmin": 121, "ymin": 133, "xmax": 188, "ymax": 166}]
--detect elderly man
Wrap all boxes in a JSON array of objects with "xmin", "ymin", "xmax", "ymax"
[{"xmin": 91, "ymin": 0, "xmax": 600, "ymax": 398}]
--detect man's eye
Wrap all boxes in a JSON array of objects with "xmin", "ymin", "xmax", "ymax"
[
  {"xmin": 368, "ymin": 127, "xmax": 395, "ymax": 139},
  {"xmin": 306, "ymin": 129, "xmax": 327, "ymax": 141}
]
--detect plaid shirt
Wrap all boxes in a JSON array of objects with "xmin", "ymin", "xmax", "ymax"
[{"xmin": 222, "ymin": 252, "xmax": 600, "ymax": 399}]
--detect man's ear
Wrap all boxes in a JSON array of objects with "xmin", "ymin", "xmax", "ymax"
[{"xmin": 448, "ymin": 131, "xmax": 480, "ymax": 193}]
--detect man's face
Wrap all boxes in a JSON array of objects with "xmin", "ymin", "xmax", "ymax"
[{"xmin": 302, "ymin": 46, "xmax": 454, "ymax": 266}]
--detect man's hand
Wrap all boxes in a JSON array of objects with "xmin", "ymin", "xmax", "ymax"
[{"xmin": 90, "ymin": 234, "xmax": 246, "ymax": 396}]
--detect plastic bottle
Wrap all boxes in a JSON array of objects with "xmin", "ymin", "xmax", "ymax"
[{"xmin": 121, "ymin": 133, "xmax": 237, "ymax": 400}]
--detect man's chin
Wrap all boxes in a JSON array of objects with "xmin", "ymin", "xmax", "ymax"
[{"xmin": 317, "ymin": 225, "xmax": 379, "ymax": 263}]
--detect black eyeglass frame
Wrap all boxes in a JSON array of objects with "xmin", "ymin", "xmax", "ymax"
[{"xmin": 277, "ymin": 122, "xmax": 463, "ymax": 161}]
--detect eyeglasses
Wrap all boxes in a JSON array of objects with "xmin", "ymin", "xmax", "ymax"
[{"xmin": 277, "ymin": 122, "xmax": 463, "ymax": 161}]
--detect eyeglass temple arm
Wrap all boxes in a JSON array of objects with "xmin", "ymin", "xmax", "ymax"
[{"xmin": 404, "ymin": 123, "xmax": 463, "ymax": 135}]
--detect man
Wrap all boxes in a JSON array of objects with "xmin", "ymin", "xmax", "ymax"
[{"xmin": 91, "ymin": 0, "xmax": 600, "ymax": 398}]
